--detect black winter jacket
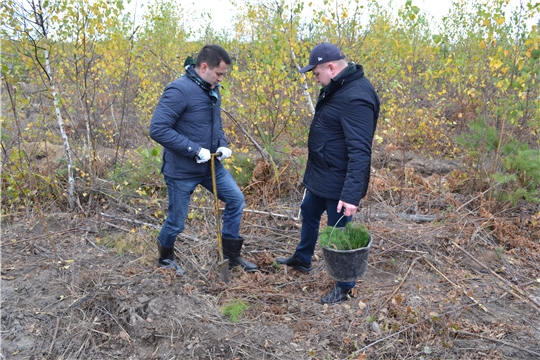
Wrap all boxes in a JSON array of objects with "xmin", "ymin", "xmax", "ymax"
[
  {"xmin": 303, "ymin": 63, "xmax": 380, "ymax": 205},
  {"xmin": 149, "ymin": 66, "xmax": 228, "ymax": 179}
]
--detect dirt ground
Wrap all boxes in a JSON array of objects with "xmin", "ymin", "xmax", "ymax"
[{"xmin": 2, "ymin": 158, "xmax": 540, "ymax": 359}]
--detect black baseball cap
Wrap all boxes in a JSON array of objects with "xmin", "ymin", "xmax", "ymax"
[{"xmin": 299, "ymin": 42, "xmax": 345, "ymax": 73}]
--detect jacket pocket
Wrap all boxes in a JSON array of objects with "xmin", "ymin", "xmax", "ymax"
[{"xmin": 310, "ymin": 143, "xmax": 330, "ymax": 171}]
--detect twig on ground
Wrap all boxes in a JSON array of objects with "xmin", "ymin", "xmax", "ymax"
[
  {"xmin": 453, "ymin": 242, "xmax": 540, "ymax": 312},
  {"xmin": 454, "ymin": 186, "xmax": 495, "ymax": 213},
  {"xmin": 347, "ymin": 301, "xmax": 496, "ymax": 359},
  {"xmin": 9, "ymin": 227, "xmax": 93, "ymax": 243},
  {"xmin": 349, "ymin": 315, "xmax": 432, "ymax": 357},
  {"xmin": 375, "ymin": 257, "xmax": 420, "ymax": 314},
  {"xmin": 84, "ymin": 231, "xmax": 106, "ymax": 253},
  {"xmin": 369, "ymin": 213, "xmax": 438, "ymax": 222},
  {"xmin": 227, "ymin": 337, "xmax": 283, "ymax": 359},
  {"xmin": 100, "ymin": 307, "xmax": 132, "ymax": 346},
  {"xmin": 423, "ymin": 257, "xmax": 487, "ymax": 312},
  {"xmin": 453, "ymin": 330, "xmax": 540, "ymax": 358},
  {"xmin": 104, "ymin": 221, "xmax": 130, "ymax": 232},
  {"xmin": 34, "ymin": 199, "xmax": 62, "ymax": 261},
  {"xmin": 176, "ymin": 247, "xmax": 212, "ymax": 286},
  {"xmin": 101, "ymin": 209, "xmax": 297, "ymax": 234},
  {"xmin": 48, "ymin": 317, "xmax": 60, "ymax": 355},
  {"xmin": 100, "ymin": 212, "xmax": 160, "ymax": 229},
  {"xmin": 65, "ymin": 282, "xmax": 133, "ymax": 311}
]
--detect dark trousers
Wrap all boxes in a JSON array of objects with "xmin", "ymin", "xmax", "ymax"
[{"xmin": 295, "ymin": 190, "xmax": 356, "ymax": 290}]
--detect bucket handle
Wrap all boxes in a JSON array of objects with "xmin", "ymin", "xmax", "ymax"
[{"xmin": 328, "ymin": 214, "xmax": 346, "ymax": 243}]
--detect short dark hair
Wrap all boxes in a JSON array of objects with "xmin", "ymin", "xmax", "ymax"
[{"xmin": 195, "ymin": 45, "xmax": 232, "ymax": 69}]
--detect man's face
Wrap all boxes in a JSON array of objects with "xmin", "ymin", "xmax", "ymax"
[
  {"xmin": 199, "ymin": 61, "xmax": 229, "ymax": 89},
  {"xmin": 311, "ymin": 63, "xmax": 334, "ymax": 86}
]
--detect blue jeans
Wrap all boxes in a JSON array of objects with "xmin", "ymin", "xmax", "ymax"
[
  {"xmin": 295, "ymin": 190, "xmax": 355, "ymax": 290},
  {"xmin": 158, "ymin": 165, "xmax": 245, "ymax": 248}
]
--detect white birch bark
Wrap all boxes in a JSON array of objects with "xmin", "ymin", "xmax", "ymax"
[
  {"xmin": 44, "ymin": 49, "xmax": 75, "ymax": 209},
  {"xmin": 291, "ymin": 49, "xmax": 315, "ymax": 115}
]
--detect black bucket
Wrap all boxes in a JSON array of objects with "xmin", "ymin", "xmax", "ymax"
[{"xmin": 322, "ymin": 234, "xmax": 372, "ymax": 282}]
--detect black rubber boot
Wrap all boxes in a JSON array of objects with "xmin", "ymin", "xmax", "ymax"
[
  {"xmin": 321, "ymin": 284, "xmax": 354, "ymax": 304},
  {"xmin": 158, "ymin": 243, "xmax": 185, "ymax": 275},
  {"xmin": 222, "ymin": 237, "xmax": 258, "ymax": 272},
  {"xmin": 276, "ymin": 253, "xmax": 313, "ymax": 272}
]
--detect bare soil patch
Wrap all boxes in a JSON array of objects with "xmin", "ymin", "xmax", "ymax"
[{"xmin": 2, "ymin": 157, "xmax": 540, "ymax": 359}]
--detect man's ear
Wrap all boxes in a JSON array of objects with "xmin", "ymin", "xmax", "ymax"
[{"xmin": 328, "ymin": 62, "xmax": 336, "ymax": 74}]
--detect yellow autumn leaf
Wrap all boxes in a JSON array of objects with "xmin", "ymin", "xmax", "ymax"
[{"xmin": 489, "ymin": 58, "xmax": 503, "ymax": 69}]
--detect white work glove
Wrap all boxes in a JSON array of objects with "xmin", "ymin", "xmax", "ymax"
[
  {"xmin": 196, "ymin": 147, "xmax": 211, "ymax": 163},
  {"xmin": 216, "ymin": 146, "xmax": 232, "ymax": 161}
]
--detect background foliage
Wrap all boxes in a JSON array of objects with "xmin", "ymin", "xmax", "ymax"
[{"xmin": 1, "ymin": 0, "xmax": 539, "ymax": 213}]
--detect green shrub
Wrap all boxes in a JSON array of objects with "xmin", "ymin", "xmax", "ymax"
[
  {"xmin": 495, "ymin": 147, "xmax": 540, "ymax": 205},
  {"xmin": 319, "ymin": 223, "xmax": 371, "ymax": 251},
  {"xmin": 108, "ymin": 146, "xmax": 164, "ymax": 193},
  {"xmin": 227, "ymin": 154, "xmax": 256, "ymax": 188}
]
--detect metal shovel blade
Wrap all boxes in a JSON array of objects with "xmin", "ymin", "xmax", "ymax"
[{"xmin": 218, "ymin": 258, "xmax": 229, "ymax": 283}]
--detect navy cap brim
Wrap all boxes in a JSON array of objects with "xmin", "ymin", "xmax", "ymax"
[{"xmin": 299, "ymin": 64, "xmax": 315, "ymax": 73}]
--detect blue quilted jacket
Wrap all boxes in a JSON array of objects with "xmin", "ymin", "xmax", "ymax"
[{"xmin": 149, "ymin": 67, "xmax": 228, "ymax": 179}]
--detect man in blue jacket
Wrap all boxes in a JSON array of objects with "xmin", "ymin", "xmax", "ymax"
[
  {"xmin": 150, "ymin": 44, "xmax": 257, "ymax": 275},
  {"xmin": 277, "ymin": 42, "xmax": 379, "ymax": 304}
]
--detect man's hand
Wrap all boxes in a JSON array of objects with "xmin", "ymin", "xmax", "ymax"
[
  {"xmin": 196, "ymin": 148, "xmax": 211, "ymax": 163},
  {"xmin": 216, "ymin": 147, "xmax": 232, "ymax": 161},
  {"xmin": 337, "ymin": 200, "xmax": 358, "ymax": 217}
]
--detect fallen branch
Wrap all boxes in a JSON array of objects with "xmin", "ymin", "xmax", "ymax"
[
  {"xmin": 423, "ymin": 257, "xmax": 487, "ymax": 312},
  {"xmin": 370, "ymin": 213, "xmax": 438, "ymax": 223},
  {"xmin": 98, "ymin": 209, "xmax": 434, "ymax": 233},
  {"xmin": 34, "ymin": 198, "xmax": 62, "ymax": 262},
  {"xmin": 100, "ymin": 212, "xmax": 159, "ymax": 229},
  {"xmin": 104, "ymin": 221, "xmax": 130, "ymax": 232},
  {"xmin": 375, "ymin": 257, "xmax": 420, "ymax": 314},
  {"xmin": 100, "ymin": 208, "xmax": 300, "ymax": 229},
  {"xmin": 347, "ymin": 302, "xmax": 502, "ymax": 359},
  {"xmin": 454, "ymin": 186, "xmax": 495, "ymax": 213},
  {"xmin": 453, "ymin": 330, "xmax": 540, "ymax": 358},
  {"xmin": 10, "ymin": 227, "xmax": 93, "ymax": 243},
  {"xmin": 348, "ymin": 313, "xmax": 433, "ymax": 357},
  {"xmin": 84, "ymin": 231, "xmax": 106, "ymax": 253},
  {"xmin": 48, "ymin": 317, "xmax": 60, "ymax": 355},
  {"xmin": 453, "ymin": 242, "xmax": 540, "ymax": 312}
]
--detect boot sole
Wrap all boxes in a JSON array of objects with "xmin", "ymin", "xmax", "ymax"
[
  {"xmin": 228, "ymin": 264, "xmax": 259, "ymax": 272},
  {"xmin": 290, "ymin": 265, "xmax": 313, "ymax": 272},
  {"xmin": 276, "ymin": 257, "xmax": 312, "ymax": 272},
  {"xmin": 276, "ymin": 261, "xmax": 313, "ymax": 272}
]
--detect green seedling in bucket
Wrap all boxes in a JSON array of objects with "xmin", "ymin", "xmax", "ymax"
[{"xmin": 319, "ymin": 222, "xmax": 370, "ymax": 251}]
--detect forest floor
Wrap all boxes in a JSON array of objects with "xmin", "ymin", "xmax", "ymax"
[{"xmin": 2, "ymin": 150, "xmax": 540, "ymax": 359}]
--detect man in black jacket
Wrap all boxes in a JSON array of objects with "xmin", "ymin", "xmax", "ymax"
[
  {"xmin": 150, "ymin": 45, "xmax": 257, "ymax": 275},
  {"xmin": 277, "ymin": 42, "xmax": 379, "ymax": 304}
]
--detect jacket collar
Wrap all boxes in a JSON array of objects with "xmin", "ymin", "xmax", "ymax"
[
  {"xmin": 321, "ymin": 62, "xmax": 362, "ymax": 94},
  {"xmin": 317, "ymin": 63, "xmax": 363, "ymax": 103},
  {"xmin": 185, "ymin": 65, "xmax": 218, "ymax": 93},
  {"xmin": 185, "ymin": 65, "xmax": 220, "ymax": 104}
]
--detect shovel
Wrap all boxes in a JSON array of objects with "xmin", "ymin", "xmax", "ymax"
[{"xmin": 210, "ymin": 152, "xmax": 229, "ymax": 283}]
